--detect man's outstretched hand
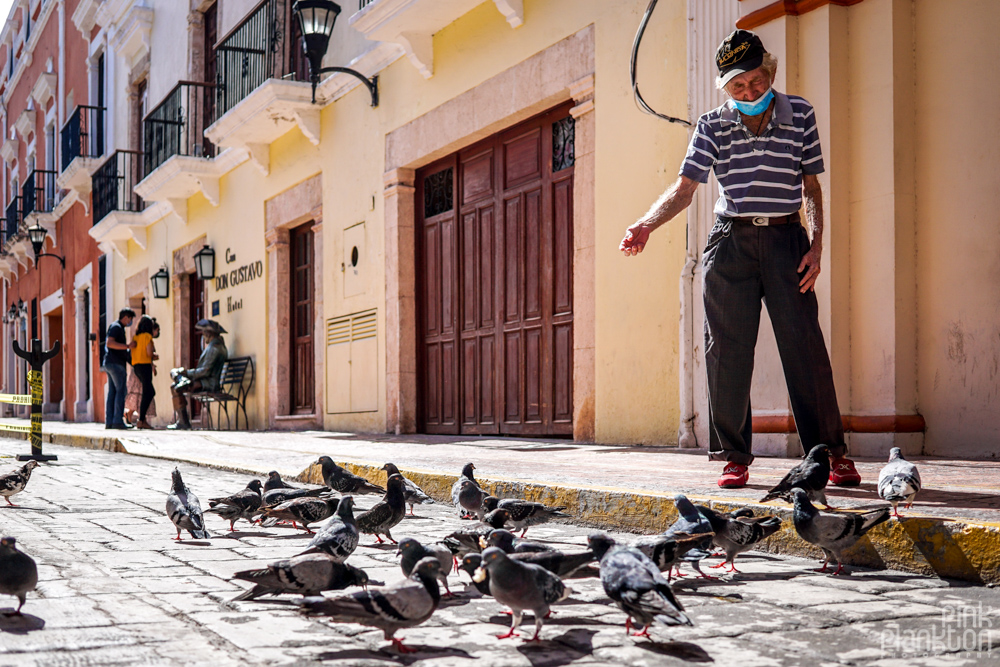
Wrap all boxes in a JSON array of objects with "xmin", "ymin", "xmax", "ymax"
[
  {"xmin": 620, "ymin": 222, "xmax": 651, "ymax": 256},
  {"xmin": 797, "ymin": 243, "xmax": 822, "ymax": 293}
]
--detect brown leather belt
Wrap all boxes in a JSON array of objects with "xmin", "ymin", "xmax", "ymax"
[{"xmin": 729, "ymin": 212, "xmax": 799, "ymax": 227}]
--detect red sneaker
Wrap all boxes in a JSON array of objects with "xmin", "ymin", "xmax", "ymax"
[
  {"xmin": 830, "ymin": 457, "xmax": 861, "ymax": 487},
  {"xmin": 718, "ymin": 463, "xmax": 749, "ymax": 488}
]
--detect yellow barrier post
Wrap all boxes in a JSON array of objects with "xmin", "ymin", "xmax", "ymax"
[{"xmin": 10, "ymin": 338, "xmax": 59, "ymax": 462}]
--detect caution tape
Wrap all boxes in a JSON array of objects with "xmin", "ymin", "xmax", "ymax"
[
  {"xmin": 0, "ymin": 421, "xmax": 33, "ymax": 433},
  {"xmin": 0, "ymin": 393, "xmax": 31, "ymax": 405}
]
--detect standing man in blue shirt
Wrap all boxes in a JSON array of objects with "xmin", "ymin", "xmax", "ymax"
[
  {"xmin": 104, "ymin": 308, "xmax": 136, "ymax": 430},
  {"xmin": 620, "ymin": 30, "xmax": 860, "ymax": 489}
]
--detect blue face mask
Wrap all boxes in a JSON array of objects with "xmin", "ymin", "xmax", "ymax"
[{"xmin": 732, "ymin": 87, "xmax": 774, "ymax": 116}]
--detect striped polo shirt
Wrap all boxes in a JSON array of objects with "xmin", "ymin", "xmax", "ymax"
[{"xmin": 680, "ymin": 91, "xmax": 824, "ymax": 218}]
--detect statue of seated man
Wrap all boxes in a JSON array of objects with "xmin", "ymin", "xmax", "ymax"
[{"xmin": 168, "ymin": 319, "xmax": 228, "ymax": 430}]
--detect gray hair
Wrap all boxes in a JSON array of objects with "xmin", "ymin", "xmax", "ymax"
[{"xmin": 716, "ymin": 52, "xmax": 778, "ymax": 91}]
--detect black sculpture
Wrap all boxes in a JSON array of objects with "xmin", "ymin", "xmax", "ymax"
[{"xmin": 12, "ymin": 338, "xmax": 60, "ymax": 462}]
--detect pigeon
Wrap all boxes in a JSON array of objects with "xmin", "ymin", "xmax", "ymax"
[
  {"xmin": 397, "ymin": 537, "xmax": 454, "ymax": 595},
  {"xmin": 356, "ymin": 474, "xmax": 407, "ymax": 544},
  {"xmin": 474, "ymin": 547, "xmax": 571, "ymax": 641},
  {"xmin": 300, "ymin": 557, "xmax": 442, "ymax": 654},
  {"xmin": 451, "ymin": 463, "xmax": 479, "ymax": 518},
  {"xmin": 760, "ymin": 445, "xmax": 833, "ymax": 508},
  {"xmin": 878, "ymin": 448, "xmax": 922, "ymax": 517},
  {"xmin": 630, "ymin": 532, "xmax": 711, "ymax": 579},
  {"xmin": 482, "ymin": 495, "xmax": 500, "ymax": 514},
  {"xmin": 790, "ymin": 488, "xmax": 890, "ymax": 575},
  {"xmin": 382, "ymin": 463, "xmax": 435, "ymax": 516},
  {"xmin": 166, "ymin": 468, "xmax": 209, "ymax": 540},
  {"xmin": 232, "ymin": 552, "xmax": 369, "ymax": 601},
  {"xmin": 483, "ymin": 530, "xmax": 596, "ymax": 578},
  {"xmin": 664, "ymin": 495, "xmax": 716, "ymax": 579},
  {"xmin": 261, "ymin": 496, "xmax": 340, "ymax": 534},
  {"xmin": 494, "ymin": 499, "xmax": 571, "ymax": 537},
  {"xmin": 480, "ymin": 529, "xmax": 556, "ymax": 555},
  {"xmin": 261, "ymin": 485, "xmax": 330, "ymax": 513},
  {"xmin": 316, "ymin": 456, "xmax": 384, "ymax": 495},
  {"xmin": 205, "ymin": 479, "xmax": 264, "ymax": 531},
  {"xmin": 0, "ymin": 460, "xmax": 39, "ymax": 506},
  {"xmin": 0, "ymin": 537, "xmax": 38, "ymax": 615},
  {"xmin": 441, "ymin": 509, "xmax": 512, "ymax": 564},
  {"xmin": 459, "ymin": 553, "xmax": 493, "ymax": 595},
  {"xmin": 696, "ymin": 505, "xmax": 782, "ymax": 573},
  {"xmin": 588, "ymin": 533, "xmax": 692, "ymax": 638},
  {"xmin": 458, "ymin": 480, "xmax": 487, "ymax": 520},
  {"xmin": 300, "ymin": 496, "xmax": 359, "ymax": 562},
  {"xmin": 263, "ymin": 470, "xmax": 296, "ymax": 492}
]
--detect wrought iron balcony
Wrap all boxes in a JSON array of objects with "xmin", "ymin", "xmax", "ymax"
[
  {"xmin": 4, "ymin": 197, "xmax": 21, "ymax": 242},
  {"xmin": 93, "ymin": 150, "xmax": 145, "ymax": 226},
  {"xmin": 61, "ymin": 105, "xmax": 106, "ymax": 172},
  {"xmin": 215, "ymin": 0, "xmax": 307, "ymax": 117},
  {"xmin": 143, "ymin": 81, "xmax": 217, "ymax": 176},
  {"xmin": 22, "ymin": 170, "xmax": 58, "ymax": 216}
]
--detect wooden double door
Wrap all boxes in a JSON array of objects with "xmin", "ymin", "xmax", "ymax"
[{"xmin": 417, "ymin": 105, "xmax": 575, "ymax": 436}]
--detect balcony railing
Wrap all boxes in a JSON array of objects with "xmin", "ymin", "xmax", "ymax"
[
  {"xmin": 5, "ymin": 197, "xmax": 22, "ymax": 241},
  {"xmin": 93, "ymin": 150, "xmax": 145, "ymax": 225},
  {"xmin": 61, "ymin": 105, "xmax": 106, "ymax": 171},
  {"xmin": 215, "ymin": 0, "xmax": 307, "ymax": 117},
  {"xmin": 143, "ymin": 81, "xmax": 217, "ymax": 176},
  {"xmin": 22, "ymin": 170, "xmax": 58, "ymax": 216}
]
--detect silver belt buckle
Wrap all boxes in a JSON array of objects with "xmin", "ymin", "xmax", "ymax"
[{"xmin": 752, "ymin": 216, "xmax": 769, "ymax": 226}]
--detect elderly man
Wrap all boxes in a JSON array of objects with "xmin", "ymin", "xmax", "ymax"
[
  {"xmin": 168, "ymin": 319, "xmax": 228, "ymax": 430},
  {"xmin": 620, "ymin": 30, "xmax": 859, "ymax": 489}
]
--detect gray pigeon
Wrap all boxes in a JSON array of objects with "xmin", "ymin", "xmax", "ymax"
[
  {"xmin": 0, "ymin": 460, "xmax": 39, "ymax": 506},
  {"xmin": 588, "ymin": 533, "xmax": 692, "ymax": 638},
  {"xmin": 878, "ymin": 447, "xmax": 921, "ymax": 517},
  {"xmin": 356, "ymin": 474, "xmax": 407, "ymax": 544},
  {"xmin": 382, "ymin": 463, "xmax": 435, "ymax": 516},
  {"xmin": 0, "ymin": 537, "xmax": 37, "ymax": 615},
  {"xmin": 495, "ymin": 499, "xmax": 571, "ymax": 537},
  {"xmin": 483, "ymin": 530, "xmax": 596, "ymax": 578},
  {"xmin": 261, "ymin": 496, "xmax": 340, "ymax": 533},
  {"xmin": 316, "ymin": 456, "xmax": 384, "ymax": 495},
  {"xmin": 300, "ymin": 557, "xmax": 442, "ymax": 654},
  {"xmin": 397, "ymin": 537, "xmax": 454, "ymax": 595},
  {"xmin": 696, "ymin": 505, "xmax": 782, "ymax": 573},
  {"xmin": 760, "ymin": 445, "xmax": 833, "ymax": 507},
  {"xmin": 301, "ymin": 496, "xmax": 359, "ymax": 562},
  {"xmin": 264, "ymin": 470, "xmax": 296, "ymax": 492},
  {"xmin": 790, "ymin": 488, "xmax": 890, "ymax": 575},
  {"xmin": 664, "ymin": 495, "xmax": 716, "ymax": 579},
  {"xmin": 458, "ymin": 480, "xmax": 487, "ymax": 520},
  {"xmin": 166, "ymin": 468, "xmax": 209, "ymax": 540},
  {"xmin": 459, "ymin": 553, "xmax": 492, "ymax": 595},
  {"xmin": 451, "ymin": 463, "xmax": 479, "ymax": 518},
  {"xmin": 442, "ymin": 509, "xmax": 512, "ymax": 565},
  {"xmin": 474, "ymin": 547, "xmax": 571, "ymax": 641},
  {"xmin": 206, "ymin": 479, "xmax": 263, "ymax": 531},
  {"xmin": 630, "ymin": 532, "xmax": 710, "ymax": 579},
  {"xmin": 232, "ymin": 552, "xmax": 369, "ymax": 601},
  {"xmin": 480, "ymin": 529, "xmax": 556, "ymax": 555}
]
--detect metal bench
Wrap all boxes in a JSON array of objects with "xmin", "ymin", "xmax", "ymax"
[{"xmin": 192, "ymin": 356, "xmax": 254, "ymax": 430}]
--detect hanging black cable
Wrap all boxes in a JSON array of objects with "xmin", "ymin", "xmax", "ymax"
[{"xmin": 631, "ymin": 0, "xmax": 692, "ymax": 126}]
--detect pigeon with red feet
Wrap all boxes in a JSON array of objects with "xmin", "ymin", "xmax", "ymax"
[
  {"xmin": 664, "ymin": 495, "xmax": 715, "ymax": 579},
  {"xmin": 397, "ymin": 537, "xmax": 454, "ymax": 595},
  {"xmin": 473, "ymin": 547, "xmax": 570, "ymax": 642},
  {"xmin": 696, "ymin": 505, "xmax": 781, "ymax": 573},
  {"xmin": 232, "ymin": 552, "xmax": 369, "ymax": 601},
  {"xmin": 316, "ymin": 456, "xmax": 384, "ymax": 495},
  {"xmin": 261, "ymin": 495, "xmax": 340, "ymax": 534},
  {"xmin": 451, "ymin": 463, "xmax": 480, "ymax": 519},
  {"xmin": 356, "ymin": 474, "xmax": 406, "ymax": 544},
  {"xmin": 0, "ymin": 536, "xmax": 37, "ymax": 615},
  {"xmin": 165, "ymin": 468, "xmax": 209, "ymax": 540},
  {"xmin": 300, "ymin": 496, "xmax": 359, "ymax": 561},
  {"xmin": 382, "ymin": 463, "xmax": 434, "ymax": 516},
  {"xmin": 205, "ymin": 479, "xmax": 263, "ymax": 531},
  {"xmin": 790, "ymin": 488, "xmax": 890, "ymax": 575},
  {"xmin": 0, "ymin": 461, "xmax": 39, "ymax": 507},
  {"xmin": 878, "ymin": 448, "xmax": 921, "ymax": 518},
  {"xmin": 760, "ymin": 445, "xmax": 833, "ymax": 508}
]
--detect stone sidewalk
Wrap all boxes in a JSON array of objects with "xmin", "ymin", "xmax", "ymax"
[
  {"xmin": 3, "ymin": 423, "xmax": 1000, "ymax": 583},
  {"xmin": 0, "ymin": 443, "xmax": 997, "ymax": 666}
]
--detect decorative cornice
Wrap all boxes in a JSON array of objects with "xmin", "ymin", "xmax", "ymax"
[
  {"xmin": 29, "ymin": 71, "xmax": 57, "ymax": 108},
  {"xmin": 72, "ymin": 0, "xmax": 102, "ymax": 41},
  {"xmin": 737, "ymin": 0, "xmax": 865, "ymax": 31},
  {"xmin": 13, "ymin": 107, "xmax": 34, "ymax": 140},
  {"xmin": 0, "ymin": 137, "xmax": 19, "ymax": 164}
]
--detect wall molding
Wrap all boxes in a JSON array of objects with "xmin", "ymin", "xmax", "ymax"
[{"xmin": 737, "ymin": 0, "xmax": 865, "ymax": 31}]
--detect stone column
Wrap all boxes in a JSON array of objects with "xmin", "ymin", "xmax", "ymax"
[
  {"xmin": 73, "ymin": 287, "xmax": 90, "ymax": 421},
  {"xmin": 265, "ymin": 227, "xmax": 291, "ymax": 426},
  {"xmin": 383, "ymin": 168, "xmax": 416, "ymax": 434},
  {"xmin": 569, "ymin": 75, "xmax": 596, "ymax": 442}
]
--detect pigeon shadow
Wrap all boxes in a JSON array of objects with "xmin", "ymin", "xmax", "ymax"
[
  {"xmin": 360, "ymin": 542, "xmax": 401, "ymax": 551},
  {"xmin": 517, "ymin": 628, "xmax": 599, "ymax": 667},
  {"xmin": 637, "ymin": 640, "xmax": 713, "ymax": 662},
  {"xmin": 265, "ymin": 532, "xmax": 316, "ymax": 540},
  {"xmin": 219, "ymin": 531, "xmax": 276, "ymax": 539},
  {"xmin": 315, "ymin": 645, "xmax": 473, "ymax": 664},
  {"xmin": 438, "ymin": 595, "xmax": 474, "ymax": 609},
  {"xmin": 176, "ymin": 539, "xmax": 214, "ymax": 547},
  {"xmin": 0, "ymin": 611, "xmax": 45, "ymax": 634}
]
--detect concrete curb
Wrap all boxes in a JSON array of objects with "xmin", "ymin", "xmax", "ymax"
[{"xmin": 29, "ymin": 432, "xmax": 1000, "ymax": 585}]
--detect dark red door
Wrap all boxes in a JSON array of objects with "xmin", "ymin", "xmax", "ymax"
[
  {"xmin": 188, "ymin": 273, "xmax": 205, "ymax": 418},
  {"xmin": 417, "ymin": 105, "xmax": 574, "ymax": 436},
  {"xmin": 290, "ymin": 222, "xmax": 315, "ymax": 414}
]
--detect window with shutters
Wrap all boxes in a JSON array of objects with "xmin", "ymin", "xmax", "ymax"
[{"xmin": 326, "ymin": 309, "xmax": 378, "ymax": 414}]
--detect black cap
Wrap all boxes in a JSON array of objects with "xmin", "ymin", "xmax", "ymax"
[{"xmin": 716, "ymin": 29, "xmax": 765, "ymax": 88}]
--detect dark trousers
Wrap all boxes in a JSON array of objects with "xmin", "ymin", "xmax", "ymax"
[
  {"xmin": 133, "ymin": 364, "xmax": 155, "ymax": 422},
  {"xmin": 702, "ymin": 216, "xmax": 846, "ymax": 466}
]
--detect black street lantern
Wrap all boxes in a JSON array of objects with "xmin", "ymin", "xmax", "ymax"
[
  {"xmin": 17, "ymin": 299, "xmax": 26, "ymax": 316},
  {"xmin": 193, "ymin": 244, "xmax": 216, "ymax": 280},
  {"xmin": 151, "ymin": 267, "xmax": 170, "ymax": 299},
  {"xmin": 293, "ymin": 0, "xmax": 379, "ymax": 106},
  {"xmin": 26, "ymin": 223, "xmax": 66, "ymax": 268}
]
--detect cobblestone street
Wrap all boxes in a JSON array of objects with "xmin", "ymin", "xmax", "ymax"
[{"xmin": 0, "ymin": 443, "xmax": 997, "ymax": 666}]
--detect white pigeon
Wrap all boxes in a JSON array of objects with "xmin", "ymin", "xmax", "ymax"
[{"xmin": 878, "ymin": 447, "xmax": 921, "ymax": 517}]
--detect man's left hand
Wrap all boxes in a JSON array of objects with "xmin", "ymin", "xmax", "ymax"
[{"xmin": 797, "ymin": 243, "xmax": 822, "ymax": 293}]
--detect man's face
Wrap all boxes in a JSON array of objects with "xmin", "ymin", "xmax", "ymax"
[
  {"xmin": 123, "ymin": 315, "xmax": 134, "ymax": 327},
  {"xmin": 725, "ymin": 66, "xmax": 773, "ymax": 102}
]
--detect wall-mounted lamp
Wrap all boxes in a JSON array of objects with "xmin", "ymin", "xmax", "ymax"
[
  {"xmin": 193, "ymin": 244, "xmax": 216, "ymax": 280},
  {"xmin": 17, "ymin": 298, "xmax": 26, "ymax": 317},
  {"xmin": 294, "ymin": 0, "xmax": 379, "ymax": 106},
  {"xmin": 151, "ymin": 267, "xmax": 170, "ymax": 299},
  {"xmin": 26, "ymin": 223, "xmax": 65, "ymax": 268}
]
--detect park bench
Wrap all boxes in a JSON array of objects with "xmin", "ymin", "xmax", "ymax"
[{"xmin": 192, "ymin": 356, "xmax": 254, "ymax": 430}]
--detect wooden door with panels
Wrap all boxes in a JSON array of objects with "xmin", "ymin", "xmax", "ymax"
[{"xmin": 417, "ymin": 104, "xmax": 575, "ymax": 436}]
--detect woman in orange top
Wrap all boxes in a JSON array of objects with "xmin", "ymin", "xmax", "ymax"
[{"xmin": 131, "ymin": 315, "xmax": 158, "ymax": 429}]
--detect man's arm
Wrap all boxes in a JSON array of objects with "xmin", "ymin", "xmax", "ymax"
[
  {"xmin": 797, "ymin": 173, "xmax": 824, "ymax": 293},
  {"xmin": 620, "ymin": 175, "xmax": 700, "ymax": 256},
  {"xmin": 105, "ymin": 325, "xmax": 130, "ymax": 350}
]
